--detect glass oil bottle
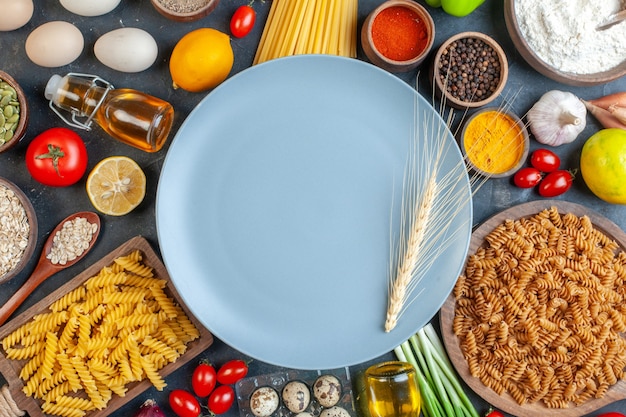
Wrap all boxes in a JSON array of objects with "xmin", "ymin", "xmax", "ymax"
[
  {"xmin": 364, "ymin": 361, "xmax": 421, "ymax": 417},
  {"xmin": 44, "ymin": 73, "xmax": 174, "ymax": 153}
]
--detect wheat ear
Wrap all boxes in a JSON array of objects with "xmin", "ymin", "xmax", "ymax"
[{"xmin": 385, "ymin": 174, "xmax": 437, "ymax": 332}]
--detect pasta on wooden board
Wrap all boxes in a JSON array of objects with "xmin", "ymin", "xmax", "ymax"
[
  {"xmin": 453, "ymin": 207, "xmax": 626, "ymax": 408},
  {"xmin": 0, "ymin": 250, "xmax": 200, "ymax": 417}
]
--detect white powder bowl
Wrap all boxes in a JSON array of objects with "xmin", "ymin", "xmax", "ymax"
[{"xmin": 504, "ymin": 0, "xmax": 626, "ymax": 86}]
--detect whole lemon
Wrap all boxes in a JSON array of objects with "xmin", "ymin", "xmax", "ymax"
[
  {"xmin": 169, "ymin": 28, "xmax": 234, "ymax": 93},
  {"xmin": 580, "ymin": 128, "xmax": 626, "ymax": 204}
]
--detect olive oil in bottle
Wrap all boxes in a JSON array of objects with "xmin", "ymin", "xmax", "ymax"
[
  {"xmin": 44, "ymin": 73, "xmax": 174, "ymax": 153},
  {"xmin": 364, "ymin": 361, "xmax": 421, "ymax": 417}
]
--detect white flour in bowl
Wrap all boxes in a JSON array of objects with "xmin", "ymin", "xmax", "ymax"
[{"xmin": 515, "ymin": 0, "xmax": 626, "ymax": 74}]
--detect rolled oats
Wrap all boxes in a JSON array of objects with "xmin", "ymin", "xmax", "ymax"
[
  {"xmin": 47, "ymin": 217, "xmax": 98, "ymax": 265},
  {"xmin": 0, "ymin": 185, "xmax": 30, "ymax": 277}
]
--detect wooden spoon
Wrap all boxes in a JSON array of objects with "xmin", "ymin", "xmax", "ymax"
[
  {"xmin": 597, "ymin": 9, "xmax": 626, "ymax": 30},
  {"xmin": 0, "ymin": 211, "xmax": 100, "ymax": 326}
]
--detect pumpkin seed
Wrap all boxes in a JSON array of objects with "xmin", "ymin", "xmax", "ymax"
[
  {"xmin": 0, "ymin": 78, "xmax": 20, "ymax": 146},
  {"xmin": 0, "ymin": 95, "xmax": 11, "ymax": 107},
  {"xmin": 3, "ymin": 105, "xmax": 14, "ymax": 118}
]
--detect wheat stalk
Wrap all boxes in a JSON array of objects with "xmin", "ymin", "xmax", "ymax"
[
  {"xmin": 384, "ymin": 88, "xmax": 469, "ymax": 332},
  {"xmin": 384, "ymin": 76, "xmax": 524, "ymax": 332}
]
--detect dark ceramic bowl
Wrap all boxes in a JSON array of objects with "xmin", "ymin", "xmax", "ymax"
[
  {"xmin": 504, "ymin": 0, "xmax": 626, "ymax": 86},
  {"xmin": 0, "ymin": 70, "xmax": 28, "ymax": 153},
  {"xmin": 459, "ymin": 108, "xmax": 529, "ymax": 178},
  {"xmin": 431, "ymin": 31, "xmax": 508, "ymax": 109},
  {"xmin": 0, "ymin": 177, "xmax": 38, "ymax": 283},
  {"xmin": 150, "ymin": 0, "xmax": 219, "ymax": 22},
  {"xmin": 361, "ymin": 0, "xmax": 435, "ymax": 73}
]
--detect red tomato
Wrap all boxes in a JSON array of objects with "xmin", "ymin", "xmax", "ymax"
[
  {"xmin": 192, "ymin": 362, "xmax": 217, "ymax": 397},
  {"xmin": 217, "ymin": 359, "xmax": 249, "ymax": 385},
  {"xmin": 530, "ymin": 148, "xmax": 560, "ymax": 172},
  {"xmin": 25, "ymin": 127, "xmax": 88, "ymax": 187},
  {"xmin": 597, "ymin": 413, "xmax": 626, "ymax": 417},
  {"xmin": 513, "ymin": 167, "xmax": 542, "ymax": 188},
  {"xmin": 169, "ymin": 389, "xmax": 200, "ymax": 417},
  {"xmin": 538, "ymin": 170, "xmax": 574, "ymax": 197},
  {"xmin": 207, "ymin": 385, "xmax": 235, "ymax": 414},
  {"xmin": 485, "ymin": 408, "xmax": 504, "ymax": 417},
  {"xmin": 230, "ymin": 5, "xmax": 256, "ymax": 38}
]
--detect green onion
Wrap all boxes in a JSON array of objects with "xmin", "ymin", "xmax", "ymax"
[{"xmin": 394, "ymin": 324, "xmax": 479, "ymax": 417}]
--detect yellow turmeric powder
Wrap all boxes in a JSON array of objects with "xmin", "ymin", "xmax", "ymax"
[{"xmin": 463, "ymin": 110, "xmax": 525, "ymax": 175}]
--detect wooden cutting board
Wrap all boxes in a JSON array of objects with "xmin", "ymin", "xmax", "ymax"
[
  {"xmin": 440, "ymin": 200, "xmax": 626, "ymax": 417},
  {"xmin": 0, "ymin": 236, "xmax": 213, "ymax": 417}
]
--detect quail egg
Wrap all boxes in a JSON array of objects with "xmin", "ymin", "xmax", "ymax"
[
  {"xmin": 282, "ymin": 381, "xmax": 311, "ymax": 413},
  {"xmin": 250, "ymin": 386, "xmax": 280, "ymax": 417},
  {"xmin": 313, "ymin": 375, "xmax": 342, "ymax": 407},
  {"xmin": 320, "ymin": 406, "xmax": 351, "ymax": 417}
]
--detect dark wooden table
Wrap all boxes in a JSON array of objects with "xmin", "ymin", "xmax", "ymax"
[{"xmin": 1, "ymin": 1, "xmax": 625, "ymax": 416}]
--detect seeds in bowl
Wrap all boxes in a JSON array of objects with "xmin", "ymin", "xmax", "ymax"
[
  {"xmin": 46, "ymin": 216, "xmax": 98, "ymax": 265},
  {"xmin": 0, "ymin": 78, "xmax": 21, "ymax": 146},
  {"xmin": 0, "ymin": 185, "xmax": 30, "ymax": 277},
  {"xmin": 155, "ymin": 0, "xmax": 210, "ymax": 13},
  {"xmin": 437, "ymin": 37, "xmax": 502, "ymax": 103}
]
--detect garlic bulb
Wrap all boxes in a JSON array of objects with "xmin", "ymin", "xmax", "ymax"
[{"xmin": 527, "ymin": 90, "xmax": 587, "ymax": 146}]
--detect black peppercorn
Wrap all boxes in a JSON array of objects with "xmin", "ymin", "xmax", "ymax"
[{"xmin": 437, "ymin": 37, "xmax": 502, "ymax": 103}]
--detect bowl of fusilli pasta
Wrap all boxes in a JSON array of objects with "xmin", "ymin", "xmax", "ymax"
[{"xmin": 440, "ymin": 200, "xmax": 626, "ymax": 416}]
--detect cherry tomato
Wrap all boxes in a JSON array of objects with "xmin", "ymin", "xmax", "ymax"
[
  {"xmin": 530, "ymin": 148, "xmax": 560, "ymax": 172},
  {"xmin": 25, "ymin": 127, "xmax": 88, "ymax": 187},
  {"xmin": 513, "ymin": 167, "xmax": 542, "ymax": 188},
  {"xmin": 538, "ymin": 170, "xmax": 574, "ymax": 197},
  {"xmin": 192, "ymin": 362, "xmax": 217, "ymax": 397},
  {"xmin": 597, "ymin": 413, "xmax": 626, "ymax": 417},
  {"xmin": 485, "ymin": 408, "xmax": 504, "ymax": 417},
  {"xmin": 169, "ymin": 389, "xmax": 200, "ymax": 417},
  {"xmin": 230, "ymin": 5, "xmax": 256, "ymax": 38},
  {"xmin": 208, "ymin": 384, "xmax": 235, "ymax": 414},
  {"xmin": 217, "ymin": 359, "xmax": 249, "ymax": 385}
]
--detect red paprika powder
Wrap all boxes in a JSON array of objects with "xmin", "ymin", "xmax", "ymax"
[{"xmin": 371, "ymin": 6, "xmax": 429, "ymax": 62}]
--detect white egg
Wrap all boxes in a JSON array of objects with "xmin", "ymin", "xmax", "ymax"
[
  {"xmin": 59, "ymin": 0, "xmax": 121, "ymax": 17},
  {"xmin": 25, "ymin": 21, "xmax": 84, "ymax": 67},
  {"xmin": 0, "ymin": 0, "xmax": 34, "ymax": 32},
  {"xmin": 94, "ymin": 28, "xmax": 158, "ymax": 73}
]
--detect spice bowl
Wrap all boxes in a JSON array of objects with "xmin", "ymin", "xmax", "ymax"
[
  {"xmin": 361, "ymin": 0, "xmax": 435, "ymax": 73},
  {"xmin": 459, "ymin": 108, "xmax": 529, "ymax": 178},
  {"xmin": 150, "ymin": 0, "xmax": 219, "ymax": 22},
  {"xmin": 431, "ymin": 32, "xmax": 508, "ymax": 109},
  {"xmin": 0, "ymin": 70, "xmax": 29, "ymax": 154},
  {"xmin": 504, "ymin": 0, "xmax": 626, "ymax": 86},
  {"xmin": 0, "ymin": 177, "xmax": 38, "ymax": 284}
]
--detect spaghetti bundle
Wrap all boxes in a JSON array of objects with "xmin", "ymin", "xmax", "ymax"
[{"xmin": 253, "ymin": 0, "xmax": 358, "ymax": 65}]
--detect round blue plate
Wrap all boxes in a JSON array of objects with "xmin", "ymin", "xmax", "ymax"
[{"xmin": 156, "ymin": 55, "xmax": 472, "ymax": 370}]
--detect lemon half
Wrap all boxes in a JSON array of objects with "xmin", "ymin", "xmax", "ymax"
[{"xmin": 86, "ymin": 156, "xmax": 146, "ymax": 216}]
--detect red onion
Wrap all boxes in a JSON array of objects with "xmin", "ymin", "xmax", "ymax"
[{"xmin": 135, "ymin": 399, "xmax": 167, "ymax": 417}]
